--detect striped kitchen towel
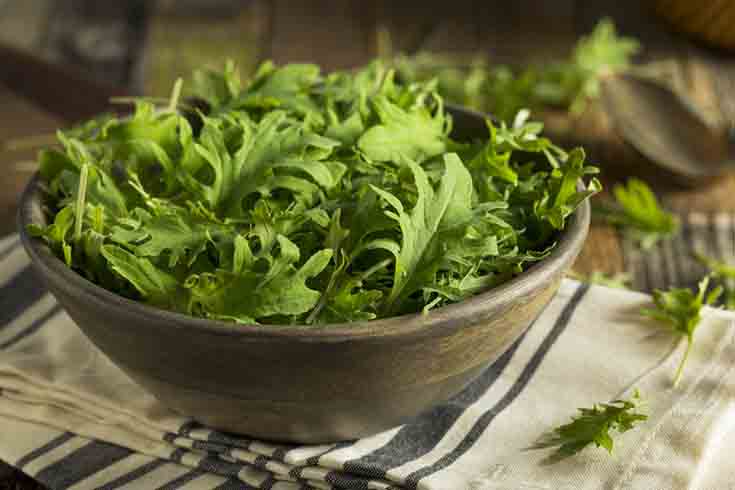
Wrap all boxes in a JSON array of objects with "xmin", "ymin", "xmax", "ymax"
[
  {"xmin": 623, "ymin": 211, "xmax": 735, "ymax": 293},
  {"xmin": 2, "ymin": 231, "xmax": 735, "ymax": 490}
]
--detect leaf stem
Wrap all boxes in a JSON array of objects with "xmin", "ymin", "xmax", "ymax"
[
  {"xmin": 74, "ymin": 164, "xmax": 89, "ymax": 241},
  {"xmin": 306, "ymin": 270, "xmax": 340, "ymax": 325},
  {"xmin": 673, "ymin": 338, "xmax": 693, "ymax": 388},
  {"xmin": 168, "ymin": 78, "xmax": 184, "ymax": 113},
  {"xmin": 306, "ymin": 256, "xmax": 393, "ymax": 324},
  {"xmin": 356, "ymin": 257, "xmax": 393, "ymax": 282}
]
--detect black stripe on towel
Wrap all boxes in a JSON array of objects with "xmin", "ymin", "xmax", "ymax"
[
  {"xmin": 192, "ymin": 439, "xmax": 230, "ymax": 454},
  {"xmin": 212, "ymin": 478, "xmax": 250, "ymax": 489},
  {"xmin": 170, "ymin": 448, "xmax": 187, "ymax": 463},
  {"xmin": 251, "ymin": 455, "xmax": 269, "ymax": 470},
  {"xmin": 0, "ymin": 305, "xmax": 62, "ymax": 350},
  {"xmin": 15, "ymin": 433, "xmax": 75, "ymax": 469},
  {"xmin": 156, "ymin": 468, "xmax": 206, "ymax": 490},
  {"xmin": 34, "ymin": 441, "xmax": 133, "ymax": 490},
  {"xmin": 305, "ymin": 441, "xmax": 353, "ymax": 466},
  {"xmin": 271, "ymin": 447, "xmax": 287, "ymax": 462},
  {"xmin": 342, "ymin": 324, "xmax": 530, "ymax": 479},
  {"xmin": 197, "ymin": 457, "xmax": 244, "ymax": 478},
  {"xmin": 289, "ymin": 466, "xmax": 304, "ymax": 480},
  {"xmin": 0, "ymin": 266, "xmax": 48, "ymax": 328},
  {"xmin": 314, "ymin": 312, "xmax": 534, "ymax": 473},
  {"xmin": 325, "ymin": 471, "xmax": 371, "ymax": 489},
  {"xmin": 207, "ymin": 431, "xmax": 255, "ymax": 451},
  {"xmin": 96, "ymin": 458, "xmax": 169, "ymax": 490},
  {"xmin": 404, "ymin": 283, "xmax": 590, "ymax": 488},
  {"xmin": 260, "ymin": 474, "xmax": 275, "ymax": 490}
]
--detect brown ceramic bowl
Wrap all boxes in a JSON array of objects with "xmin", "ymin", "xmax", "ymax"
[{"xmin": 18, "ymin": 107, "xmax": 589, "ymax": 444}]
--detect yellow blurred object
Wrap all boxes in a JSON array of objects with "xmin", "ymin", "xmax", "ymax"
[{"xmin": 655, "ymin": 0, "xmax": 735, "ymax": 50}]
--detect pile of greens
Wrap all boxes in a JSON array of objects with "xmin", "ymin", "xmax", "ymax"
[
  {"xmin": 30, "ymin": 61, "xmax": 599, "ymax": 325},
  {"xmin": 392, "ymin": 19, "xmax": 640, "ymax": 121}
]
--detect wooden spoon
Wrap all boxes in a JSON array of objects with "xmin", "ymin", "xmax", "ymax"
[{"xmin": 600, "ymin": 72, "xmax": 734, "ymax": 186}]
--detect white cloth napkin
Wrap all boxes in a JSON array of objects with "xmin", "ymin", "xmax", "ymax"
[{"xmin": 2, "ymin": 232, "xmax": 735, "ymax": 490}]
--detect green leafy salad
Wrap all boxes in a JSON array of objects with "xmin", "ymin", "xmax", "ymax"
[{"xmin": 30, "ymin": 61, "xmax": 600, "ymax": 325}]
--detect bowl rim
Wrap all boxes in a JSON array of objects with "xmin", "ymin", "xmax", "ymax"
[{"xmin": 17, "ymin": 103, "xmax": 590, "ymax": 341}]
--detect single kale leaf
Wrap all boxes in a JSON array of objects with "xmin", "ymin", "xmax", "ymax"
[
  {"xmin": 570, "ymin": 18, "xmax": 640, "ymax": 113},
  {"xmin": 357, "ymin": 93, "xmax": 448, "ymax": 163},
  {"xmin": 641, "ymin": 277, "xmax": 722, "ymax": 387},
  {"xmin": 110, "ymin": 205, "xmax": 230, "ymax": 268},
  {"xmin": 531, "ymin": 390, "xmax": 647, "ymax": 464},
  {"xmin": 232, "ymin": 62, "xmax": 324, "ymax": 120},
  {"xmin": 190, "ymin": 60, "xmax": 242, "ymax": 109},
  {"xmin": 30, "ymin": 59, "xmax": 598, "ymax": 325},
  {"xmin": 100, "ymin": 245, "xmax": 185, "ymax": 310},
  {"xmin": 370, "ymin": 153, "xmax": 474, "ymax": 315},
  {"xmin": 186, "ymin": 239, "xmax": 333, "ymax": 323},
  {"xmin": 600, "ymin": 178, "xmax": 679, "ymax": 250},
  {"xmin": 696, "ymin": 252, "xmax": 735, "ymax": 310},
  {"xmin": 28, "ymin": 205, "xmax": 75, "ymax": 267}
]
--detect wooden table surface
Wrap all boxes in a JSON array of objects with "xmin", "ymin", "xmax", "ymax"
[{"xmin": 2, "ymin": 0, "xmax": 735, "ymax": 488}]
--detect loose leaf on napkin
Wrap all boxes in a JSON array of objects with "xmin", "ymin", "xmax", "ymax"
[
  {"xmin": 642, "ymin": 277, "xmax": 722, "ymax": 386},
  {"xmin": 532, "ymin": 390, "xmax": 648, "ymax": 464}
]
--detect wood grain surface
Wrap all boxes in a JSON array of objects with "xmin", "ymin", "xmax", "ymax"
[
  {"xmin": 0, "ymin": 86, "xmax": 61, "ymax": 237},
  {"xmin": 3, "ymin": 0, "xmax": 735, "ymax": 486}
]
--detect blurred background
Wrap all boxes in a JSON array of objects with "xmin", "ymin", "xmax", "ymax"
[
  {"xmin": 2, "ymin": 0, "xmax": 617, "ymax": 93},
  {"xmin": 6, "ymin": 0, "xmax": 580, "ymax": 94},
  {"xmin": 2, "ymin": 0, "xmax": 732, "ymax": 95}
]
